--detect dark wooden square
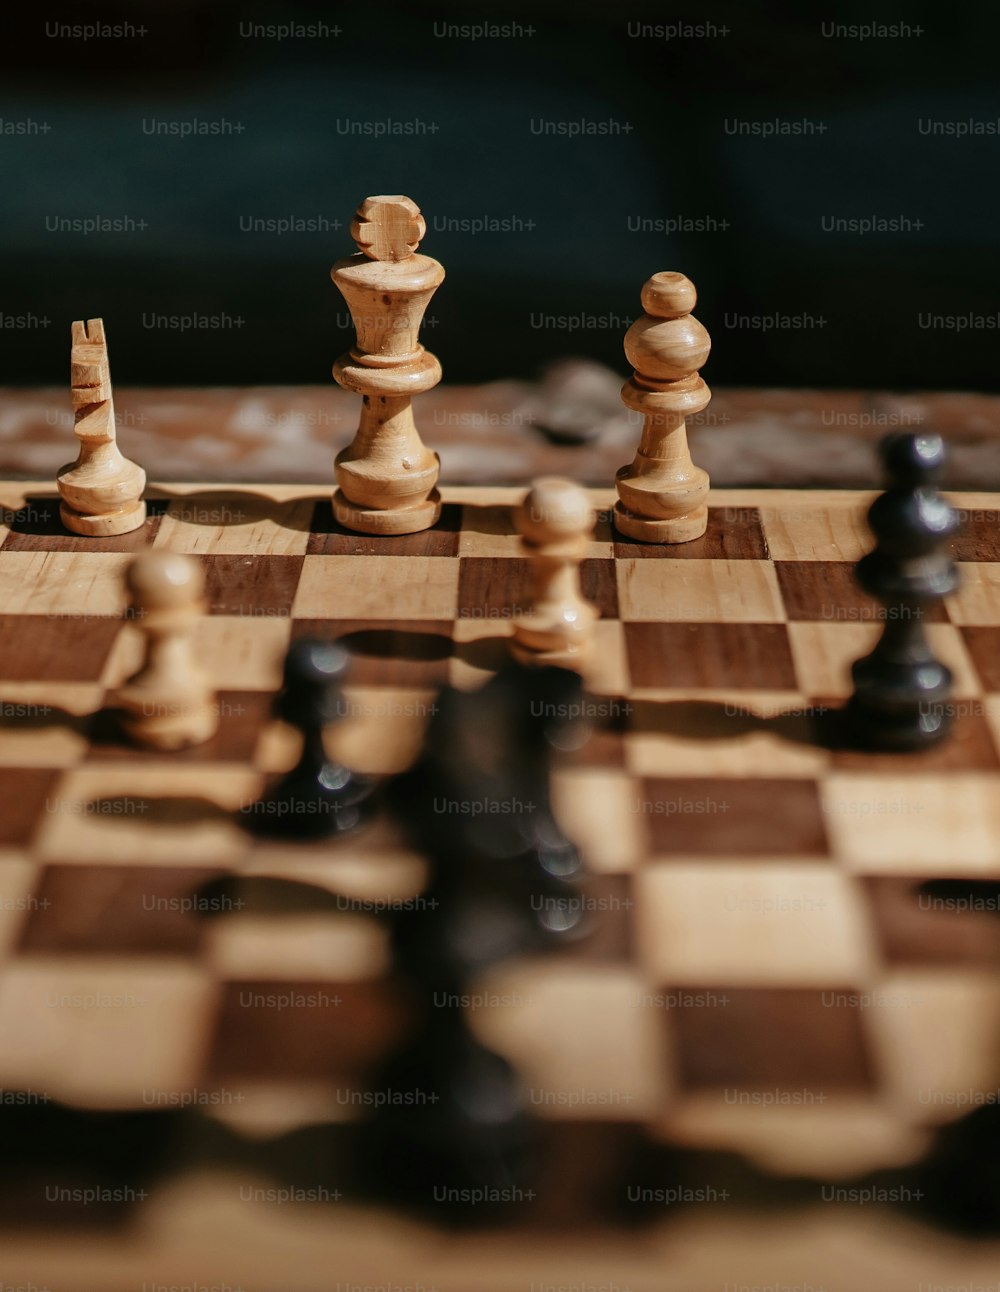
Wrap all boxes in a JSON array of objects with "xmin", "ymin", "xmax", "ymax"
[
  {"xmin": 456, "ymin": 557, "xmax": 618, "ymax": 620},
  {"xmin": 1, "ymin": 496, "xmax": 168, "ymax": 553},
  {"xmin": 952, "ymin": 508, "xmax": 1000, "ymax": 562},
  {"xmin": 0, "ymin": 616, "xmax": 122, "ymax": 682},
  {"xmin": 200, "ymin": 554, "xmax": 304, "ymax": 617},
  {"xmin": 625, "ymin": 622, "xmax": 798, "ymax": 690},
  {"xmin": 961, "ymin": 628, "xmax": 1000, "ymax": 692},
  {"xmin": 208, "ymin": 980, "xmax": 404, "ymax": 1080},
  {"xmin": 828, "ymin": 709, "xmax": 1000, "ymax": 772},
  {"xmin": 292, "ymin": 619, "xmax": 453, "ymax": 687},
  {"xmin": 19, "ymin": 865, "xmax": 221, "ymax": 954},
  {"xmin": 639, "ymin": 777, "xmax": 829, "ymax": 857},
  {"xmin": 562, "ymin": 875, "xmax": 634, "ymax": 962},
  {"xmin": 0, "ymin": 768, "xmax": 62, "ymax": 846},
  {"xmin": 673, "ymin": 987, "xmax": 874, "ymax": 1091},
  {"xmin": 307, "ymin": 501, "xmax": 461, "ymax": 557},
  {"xmin": 866, "ymin": 876, "xmax": 1000, "ymax": 966},
  {"xmin": 613, "ymin": 506, "xmax": 768, "ymax": 560},
  {"xmin": 775, "ymin": 561, "xmax": 948, "ymax": 622}
]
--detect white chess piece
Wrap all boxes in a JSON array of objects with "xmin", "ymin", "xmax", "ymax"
[
  {"xmin": 511, "ymin": 478, "xmax": 598, "ymax": 670},
  {"xmin": 115, "ymin": 552, "xmax": 217, "ymax": 749}
]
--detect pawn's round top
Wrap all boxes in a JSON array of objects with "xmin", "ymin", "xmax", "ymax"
[
  {"xmin": 125, "ymin": 552, "xmax": 204, "ymax": 609},
  {"xmin": 881, "ymin": 432, "xmax": 947, "ymax": 487},
  {"xmin": 284, "ymin": 638, "xmax": 350, "ymax": 688},
  {"xmin": 516, "ymin": 478, "xmax": 593, "ymax": 546},
  {"xmin": 350, "ymin": 195, "xmax": 425, "ymax": 262},
  {"xmin": 640, "ymin": 271, "xmax": 697, "ymax": 320}
]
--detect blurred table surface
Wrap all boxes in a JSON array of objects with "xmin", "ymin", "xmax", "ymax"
[{"xmin": 3, "ymin": 370, "xmax": 1000, "ymax": 487}]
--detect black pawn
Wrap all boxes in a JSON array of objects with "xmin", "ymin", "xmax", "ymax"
[
  {"xmin": 846, "ymin": 433, "xmax": 960, "ymax": 750},
  {"xmin": 244, "ymin": 639, "xmax": 374, "ymax": 838}
]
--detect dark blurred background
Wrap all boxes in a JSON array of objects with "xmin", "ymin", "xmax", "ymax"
[{"xmin": 1, "ymin": 0, "xmax": 998, "ymax": 390}]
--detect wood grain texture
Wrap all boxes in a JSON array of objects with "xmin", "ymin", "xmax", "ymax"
[
  {"xmin": 2, "ymin": 479, "xmax": 1000, "ymax": 1283},
  {"xmin": 331, "ymin": 196, "xmax": 444, "ymax": 534}
]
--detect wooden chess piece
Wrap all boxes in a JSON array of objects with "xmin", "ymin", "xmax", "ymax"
[
  {"xmin": 115, "ymin": 552, "xmax": 217, "ymax": 750},
  {"xmin": 331, "ymin": 195, "xmax": 444, "ymax": 535},
  {"xmin": 846, "ymin": 433, "xmax": 960, "ymax": 750},
  {"xmin": 613, "ymin": 272, "xmax": 711, "ymax": 543},
  {"xmin": 57, "ymin": 318, "xmax": 146, "ymax": 536},
  {"xmin": 511, "ymin": 478, "xmax": 598, "ymax": 669}
]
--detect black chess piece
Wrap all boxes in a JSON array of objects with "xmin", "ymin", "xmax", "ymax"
[
  {"xmin": 391, "ymin": 662, "xmax": 591, "ymax": 946},
  {"xmin": 846, "ymin": 433, "xmax": 960, "ymax": 750},
  {"xmin": 362, "ymin": 989, "xmax": 537, "ymax": 1221},
  {"xmin": 363, "ymin": 664, "xmax": 593, "ymax": 1219},
  {"xmin": 242, "ymin": 639, "xmax": 374, "ymax": 839}
]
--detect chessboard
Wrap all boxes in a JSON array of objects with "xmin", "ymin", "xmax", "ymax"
[{"xmin": 3, "ymin": 478, "xmax": 1000, "ymax": 1289}]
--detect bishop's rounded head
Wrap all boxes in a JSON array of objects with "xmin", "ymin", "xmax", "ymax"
[
  {"xmin": 640, "ymin": 271, "xmax": 697, "ymax": 319},
  {"xmin": 517, "ymin": 477, "xmax": 594, "ymax": 546},
  {"xmin": 624, "ymin": 271, "xmax": 710, "ymax": 381},
  {"xmin": 126, "ymin": 551, "xmax": 204, "ymax": 610},
  {"xmin": 880, "ymin": 432, "xmax": 947, "ymax": 487}
]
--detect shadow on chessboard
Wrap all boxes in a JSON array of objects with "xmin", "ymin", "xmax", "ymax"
[
  {"xmin": 626, "ymin": 697, "xmax": 828, "ymax": 749},
  {"xmin": 3, "ymin": 1092, "xmax": 1000, "ymax": 1235}
]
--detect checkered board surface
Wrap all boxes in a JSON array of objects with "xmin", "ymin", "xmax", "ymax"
[{"xmin": 2, "ymin": 478, "xmax": 1000, "ymax": 1201}]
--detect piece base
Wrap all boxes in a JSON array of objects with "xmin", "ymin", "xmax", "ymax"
[
  {"xmin": 333, "ymin": 490, "xmax": 441, "ymax": 536},
  {"xmin": 843, "ymin": 696, "xmax": 953, "ymax": 751},
  {"xmin": 612, "ymin": 501, "xmax": 707, "ymax": 544},
  {"xmin": 509, "ymin": 637, "xmax": 591, "ymax": 672},
  {"xmin": 117, "ymin": 704, "xmax": 218, "ymax": 751},
  {"xmin": 60, "ymin": 498, "xmax": 147, "ymax": 537}
]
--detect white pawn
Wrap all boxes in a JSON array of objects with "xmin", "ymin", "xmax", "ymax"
[
  {"xmin": 511, "ymin": 478, "xmax": 598, "ymax": 670},
  {"xmin": 115, "ymin": 553, "xmax": 217, "ymax": 750}
]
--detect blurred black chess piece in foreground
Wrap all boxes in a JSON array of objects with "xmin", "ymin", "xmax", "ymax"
[{"xmin": 362, "ymin": 662, "xmax": 591, "ymax": 1219}]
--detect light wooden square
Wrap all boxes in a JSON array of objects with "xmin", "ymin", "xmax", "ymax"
[
  {"xmin": 0, "ymin": 958, "xmax": 214, "ymax": 1108},
  {"xmin": 0, "ymin": 858, "xmax": 40, "ymax": 958},
  {"xmin": 154, "ymin": 490, "xmax": 314, "ymax": 555},
  {"xmin": 35, "ymin": 767, "xmax": 260, "ymax": 865},
  {"xmin": 947, "ymin": 563, "xmax": 1000, "ymax": 625},
  {"xmin": 293, "ymin": 555, "xmax": 459, "ymax": 620},
  {"xmin": 449, "ymin": 616, "xmax": 513, "ymax": 690},
  {"xmin": 551, "ymin": 769, "xmax": 646, "ymax": 873},
  {"xmin": 788, "ymin": 622, "xmax": 981, "ymax": 698},
  {"xmin": 457, "ymin": 500, "xmax": 613, "ymax": 558},
  {"xmin": 0, "ymin": 484, "xmax": 26, "ymax": 548},
  {"xmin": 982, "ymin": 696, "xmax": 1000, "ymax": 753},
  {"xmin": 662, "ymin": 1092, "xmax": 924, "ymax": 1180},
  {"xmin": 822, "ymin": 773, "xmax": 1000, "ymax": 872},
  {"xmin": 449, "ymin": 618, "xmax": 627, "ymax": 695},
  {"xmin": 760, "ymin": 496, "xmax": 873, "ymax": 562},
  {"xmin": 474, "ymin": 960, "xmax": 670, "ymax": 1121},
  {"xmin": 0, "ymin": 552, "xmax": 130, "ymax": 616},
  {"xmin": 243, "ymin": 825, "xmax": 427, "ymax": 907},
  {"xmin": 870, "ymin": 969, "xmax": 1000, "ymax": 1123},
  {"xmin": 616, "ymin": 559, "xmax": 785, "ymax": 623},
  {"xmin": 206, "ymin": 913, "xmax": 389, "ymax": 982},
  {"xmin": 0, "ymin": 684, "xmax": 100, "ymax": 767},
  {"xmin": 256, "ymin": 687, "xmax": 436, "ymax": 776},
  {"xmin": 101, "ymin": 616, "xmax": 290, "ymax": 691},
  {"xmin": 636, "ymin": 861, "xmax": 877, "ymax": 986}
]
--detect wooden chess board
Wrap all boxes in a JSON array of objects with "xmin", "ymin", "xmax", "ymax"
[{"xmin": 2, "ymin": 479, "xmax": 1000, "ymax": 1290}]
